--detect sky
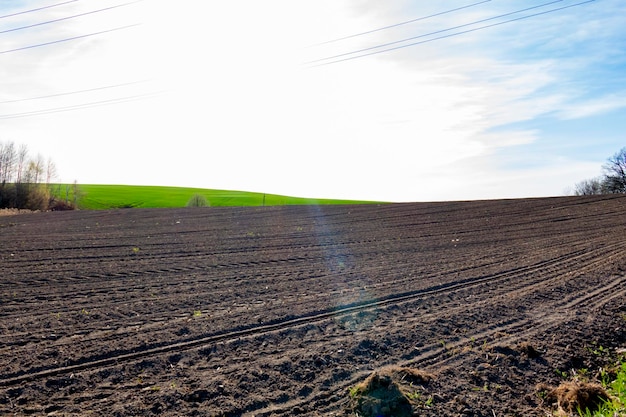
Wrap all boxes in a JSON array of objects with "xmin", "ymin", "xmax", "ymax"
[{"xmin": 0, "ymin": 0, "xmax": 625, "ymax": 202}]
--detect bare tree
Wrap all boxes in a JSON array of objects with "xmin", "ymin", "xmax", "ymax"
[
  {"xmin": 64, "ymin": 183, "xmax": 72, "ymax": 203},
  {"xmin": 24, "ymin": 156, "xmax": 44, "ymax": 184},
  {"xmin": 0, "ymin": 141, "xmax": 16, "ymax": 207},
  {"xmin": 72, "ymin": 180, "xmax": 81, "ymax": 207},
  {"xmin": 573, "ymin": 177, "xmax": 604, "ymax": 195},
  {"xmin": 602, "ymin": 147, "xmax": 626, "ymax": 193},
  {"xmin": 0, "ymin": 141, "xmax": 16, "ymax": 184},
  {"xmin": 45, "ymin": 157, "xmax": 57, "ymax": 185},
  {"xmin": 0, "ymin": 142, "xmax": 64, "ymax": 209},
  {"xmin": 15, "ymin": 144, "xmax": 28, "ymax": 184}
]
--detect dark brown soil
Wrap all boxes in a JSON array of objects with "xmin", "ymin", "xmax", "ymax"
[{"xmin": 1, "ymin": 195, "xmax": 625, "ymax": 416}]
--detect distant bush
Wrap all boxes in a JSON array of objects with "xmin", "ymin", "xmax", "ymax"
[
  {"xmin": 48, "ymin": 198, "xmax": 75, "ymax": 211},
  {"xmin": 25, "ymin": 185, "xmax": 50, "ymax": 211},
  {"xmin": 186, "ymin": 194, "xmax": 209, "ymax": 207}
]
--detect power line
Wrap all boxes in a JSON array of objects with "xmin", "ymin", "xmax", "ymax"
[
  {"xmin": 308, "ymin": 0, "xmax": 567, "ymax": 65},
  {"xmin": 0, "ymin": 1, "xmax": 143, "ymax": 35},
  {"xmin": 0, "ymin": 92, "xmax": 161, "ymax": 120},
  {"xmin": 308, "ymin": 0, "xmax": 595, "ymax": 67},
  {"xmin": 312, "ymin": 0, "xmax": 492, "ymax": 46},
  {"xmin": 0, "ymin": 24, "xmax": 140, "ymax": 55},
  {"xmin": 0, "ymin": 0, "xmax": 80, "ymax": 20},
  {"xmin": 0, "ymin": 81, "xmax": 148, "ymax": 104}
]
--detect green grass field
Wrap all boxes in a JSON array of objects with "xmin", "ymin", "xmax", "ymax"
[{"xmin": 50, "ymin": 184, "xmax": 382, "ymax": 209}]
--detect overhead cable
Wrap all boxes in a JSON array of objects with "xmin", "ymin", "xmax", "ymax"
[
  {"xmin": 0, "ymin": 24, "xmax": 140, "ymax": 55},
  {"xmin": 0, "ymin": 0, "xmax": 80, "ymax": 20},
  {"xmin": 0, "ymin": 92, "xmax": 161, "ymax": 119},
  {"xmin": 308, "ymin": 0, "xmax": 567, "ymax": 65},
  {"xmin": 0, "ymin": 1, "xmax": 143, "ymax": 35},
  {"xmin": 0, "ymin": 81, "xmax": 148, "ymax": 104},
  {"xmin": 312, "ymin": 0, "xmax": 492, "ymax": 46},
  {"xmin": 308, "ymin": 0, "xmax": 595, "ymax": 67}
]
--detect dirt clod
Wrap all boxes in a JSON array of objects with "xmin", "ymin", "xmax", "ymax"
[{"xmin": 519, "ymin": 342, "xmax": 542, "ymax": 358}]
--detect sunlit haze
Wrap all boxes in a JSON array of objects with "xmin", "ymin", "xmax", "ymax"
[{"xmin": 1, "ymin": 0, "xmax": 625, "ymax": 201}]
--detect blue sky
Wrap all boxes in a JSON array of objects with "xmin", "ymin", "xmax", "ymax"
[{"xmin": 0, "ymin": 0, "xmax": 624, "ymax": 201}]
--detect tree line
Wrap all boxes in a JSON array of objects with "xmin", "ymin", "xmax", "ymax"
[
  {"xmin": 574, "ymin": 147, "xmax": 626, "ymax": 196},
  {"xmin": 0, "ymin": 140, "xmax": 75, "ymax": 210}
]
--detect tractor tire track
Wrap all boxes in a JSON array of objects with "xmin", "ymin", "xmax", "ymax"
[
  {"xmin": 2, "ymin": 195, "xmax": 626, "ymax": 416},
  {"xmin": 2, "ymin": 239, "xmax": 623, "ymax": 387}
]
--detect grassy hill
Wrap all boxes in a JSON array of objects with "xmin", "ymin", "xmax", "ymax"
[{"xmin": 51, "ymin": 184, "xmax": 382, "ymax": 209}]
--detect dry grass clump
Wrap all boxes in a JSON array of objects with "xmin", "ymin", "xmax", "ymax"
[
  {"xmin": 545, "ymin": 380, "xmax": 610, "ymax": 416},
  {"xmin": 348, "ymin": 367, "xmax": 433, "ymax": 417},
  {"xmin": 0, "ymin": 208, "xmax": 26, "ymax": 216}
]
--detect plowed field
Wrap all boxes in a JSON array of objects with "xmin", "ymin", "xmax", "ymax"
[{"xmin": 1, "ymin": 195, "xmax": 625, "ymax": 416}]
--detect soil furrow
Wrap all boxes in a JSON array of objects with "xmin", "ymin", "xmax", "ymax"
[
  {"xmin": 2, "ymin": 239, "xmax": 622, "ymax": 387},
  {"xmin": 2, "ymin": 195, "xmax": 626, "ymax": 416}
]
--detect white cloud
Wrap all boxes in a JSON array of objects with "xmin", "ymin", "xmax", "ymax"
[
  {"xmin": 557, "ymin": 94, "xmax": 626, "ymax": 120},
  {"xmin": 1, "ymin": 0, "xmax": 624, "ymax": 201}
]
